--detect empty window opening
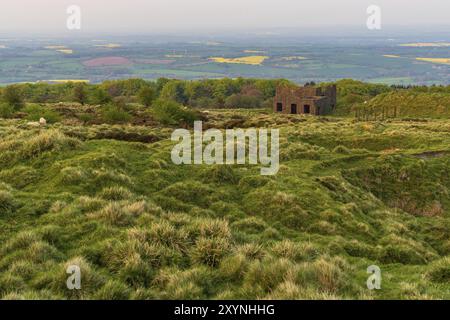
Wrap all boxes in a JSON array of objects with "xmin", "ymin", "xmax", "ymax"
[
  {"xmin": 291, "ymin": 104, "xmax": 297, "ymax": 114},
  {"xmin": 304, "ymin": 105, "xmax": 310, "ymax": 114}
]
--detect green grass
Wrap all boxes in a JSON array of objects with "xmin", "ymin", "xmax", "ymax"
[{"xmin": 0, "ymin": 104, "xmax": 450, "ymax": 300}]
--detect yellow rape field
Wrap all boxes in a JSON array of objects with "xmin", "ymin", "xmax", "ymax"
[
  {"xmin": 209, "ymin": 55, "xmax": 268, "ymax": 65},
  {"xmin": 416, "ymin": 58, "xmax": 450, "ymax": 65},
  {"xmin": 57, "ymin": 49, "xmax": 73, "ymax": 54}
]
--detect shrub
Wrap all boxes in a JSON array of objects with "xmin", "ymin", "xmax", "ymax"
[
  {"xmin": 90, "ymin": 88, "xmax": 111, "ymax": 105},
  {"xmin": 191, "ymin": 97, "xmax": 215, "ymax": 108},
  {"xmin": 138, "ymin": 86, "xmax": 155, "ymax": 107},
  {"xmin": 224, "ymin": 94, "xmax": 262, "ymax": 109},
  {"xmin": 73, "ymin": 83, "xmax": 87, "ymax": 105},
  {"xmin": 101, "ymin": 105, "xmax": 132, "ymax": 124},
  {"xmin": 24, "ymin": 104, "xmax": 61, "ymax": 123},
  {"xmin": 152, "ymin": 99, "xmax": 199, "ymax": 126},
  {"xmin": 2, "ymin": 85, "xmax": 24, "ymax": 110},
  {"xmin": 78, "ymin": 113, "xmax": 95, "ymax": 124},
  {"xmin": 0, "ymin": 103, "xmax": 14, "ymax": 118}
]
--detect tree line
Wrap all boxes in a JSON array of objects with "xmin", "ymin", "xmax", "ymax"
[{"xmin": 0, "ymin": 78, "xmax": 293, "ymax": 110}]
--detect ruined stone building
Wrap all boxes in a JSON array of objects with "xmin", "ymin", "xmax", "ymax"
[{"xmin": 273, "ymin": 84, "xmax": 337, "ymax": 115}]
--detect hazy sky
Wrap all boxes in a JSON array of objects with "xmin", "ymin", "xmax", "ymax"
[{"xmin": 0, "ymin": 0, "xmax": 449, "ymax": 34}]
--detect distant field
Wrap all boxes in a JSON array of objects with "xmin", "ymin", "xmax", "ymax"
[
  {"xmin": 0, "ymin": 37, "xmax": 449, "ymax": 84},
  {"xmin": 209, "ymin": 55, "xmax": 269, "ymax": 65},
  {"xmin": 83, "ymin": 57, "xmax": 132, "ymax": 67},
  {"xmin": 416, "ymin": 58, "xmax": 450, "ymax": 65},
  {"xmin": 400, "ymin": 42, "xmax": 450, "ymax": 47}
]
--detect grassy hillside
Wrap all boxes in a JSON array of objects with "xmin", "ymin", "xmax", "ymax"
[
  {"xmin": 0, "ymin": 107, "xmax": 450, "ymax": 299},
  {"xmin": 357, "ymin": 91, "xmax": 450, "ymax": 119}
]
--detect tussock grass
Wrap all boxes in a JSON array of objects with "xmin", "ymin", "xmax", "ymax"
[
  {"xmin": 1, "ymin": 112, "xmax": 450, "ymax": 299},
  {"xmin": 153, "ymin": 266, "xmax": 217, "ymax": 299},
  {"xmin": 147, "ymin": 221, "xmax": 190, "ymax": 251},
  {"xmin": 91, "ymin": 202, "xmax": 133, "ymax": 226},
  {"xmin": 74, "ymin": 196, "xmax": 106, "ymax": 213},
  {"xmin": 190, "ymin": 237, "xmax": 231, "ymax": 267},
  {"xmin": 426, "ymin": 257, "xmax": 450, "ymax": 283},
  {"xmin": 0, "ymin": 129, "xmax": 80, "ymax": 163},
  {"xmin": 50, "ymin": 257, "xmax": 105, "ymax": 299},
  {"xmin": 243, "ymin": 257, "xmax": 293, "ymax": 294},
  {"xmin": 0, "ymin": 190, "xmax": 15, "ymax": 214},
  {"xmin": 98, "ymin": 186, "xmax": 133, "ymax": 201},
  {"xmin": 271, "ymin": 240, "xmax": 320, "ymax": 262},
  {"xmin": 92, "ymin": 280, "xmax": 131, "ymax": 300}
]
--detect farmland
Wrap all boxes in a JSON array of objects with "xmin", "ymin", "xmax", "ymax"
[
  {"xmin": 209, "ymin": 56, "xmax": 269, "ymax": 65},
  {"xmin": 0, "ymin": 35, "xmax": 449, "ymax": 86}
]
